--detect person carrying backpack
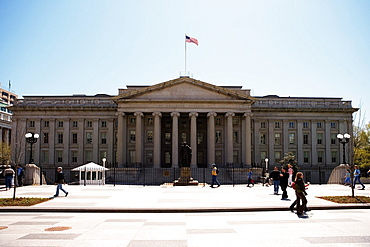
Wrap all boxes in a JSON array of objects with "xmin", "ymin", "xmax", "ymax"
[{"xmin": 210, "ymin": 164, "xmax": 220, "ymax": 188}]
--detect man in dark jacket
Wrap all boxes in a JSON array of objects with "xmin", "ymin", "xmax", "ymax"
[
  {"xmin": 54, "ymin": 167, "xmax": 68, "ymax": 197},
  {"xmin": 270, "ymin": 166, "xmax": 281, "ymax": 195},
  {"xmin": 280, "ymin": 167, "xmax": 289, "ymax": 199}
]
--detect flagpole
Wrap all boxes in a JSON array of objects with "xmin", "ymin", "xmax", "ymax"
[{"xmin": 185, "ymin": 34, "xmax": 187, "ymax": 76}]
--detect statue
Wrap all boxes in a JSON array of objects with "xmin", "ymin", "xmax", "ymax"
[{"xmin": 179, "ymin": 142, "xmax": 192, "ymax": 167}]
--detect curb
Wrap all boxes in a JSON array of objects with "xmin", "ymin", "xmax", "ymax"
[{"xmin": 1, "ymin": 204, "xmax": 370, "ymax": 213}]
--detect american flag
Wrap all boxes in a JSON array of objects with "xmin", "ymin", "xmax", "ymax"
[{"xmin": 186, "ymin": 35, "xmax": 198, "ymax": 46}]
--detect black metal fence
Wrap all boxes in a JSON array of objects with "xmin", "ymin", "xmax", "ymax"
[{"xmin": 39, "ymin": 165, "xmax": 338, "ymax": 186}]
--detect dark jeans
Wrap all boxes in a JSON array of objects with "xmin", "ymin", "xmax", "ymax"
[
  {"xmin": 296, "ymin": 191, "xmax": 307, "ymax": 215},
  {"xmin": 280, "ymin": 184, "xmax": 288, "ymax": 199},
  {"xmin": 211, "ymin": 175, "xmax": 220, "ymax": 187}
]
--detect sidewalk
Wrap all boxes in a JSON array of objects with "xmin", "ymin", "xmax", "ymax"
[{"xmin": 1, "ymin": 184, "xmax": 369, "ymax": 213}]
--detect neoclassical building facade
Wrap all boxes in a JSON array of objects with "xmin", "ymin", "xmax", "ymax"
[{"xmin": 11, "ymin": 77, "xmax": 358, "ymax": 169}]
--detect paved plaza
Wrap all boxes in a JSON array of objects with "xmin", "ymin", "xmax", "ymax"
[{"xmin": 0, "ymin": 184, "xmax": 369, "ymax": 246}]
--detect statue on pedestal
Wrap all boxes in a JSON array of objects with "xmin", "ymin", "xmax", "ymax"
[{"xmin": 179, "ymin": 142, "xmax": 192, "ymax": 167}]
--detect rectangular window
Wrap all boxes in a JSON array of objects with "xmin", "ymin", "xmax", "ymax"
[
  {"xmin": 101, "ymin": 132, "xmax": 107, "ymax": 144},
  {"xmin": 87, "ymin": 121, "xmax": 93, "ymax": 128},
  {"xmin": 101, "ymin": 121, "xmax": 107, "ymax": 128},
  {"xmin": 215, "ymin": 150, "xmax": 222, "ymax": 164},
  {"xmin": 85, "ymin": 150, "xmax": 92, "ymax": 163},
  {"xmin": 198, "ymin": 151, "xmax": 204, "ymax": 165},
  {"xmin": 129, "ymin": 150, "xmax": 136, "ymax": 163},
  {"xmin": 72, "ymin": 133, "xmax": 78, "ymax": 144},
  {"xmin": 146, "ymin": 150, "xmax": 153, "ymax": 165},
  {"xmin": 274, "ymin": 133, "xmax": 281, "ymax": 145},
  {"xmin": 260, "ymin": 151, "xmax": 267, "ymax": 164},
  {"xmin": 260, "ymin": 133, "xmax": 266, "ymax": 145},
  {"xmin": 232, "ymin": 117, "xmax": 238, "ymax": 125},
  {"xmin": 86, "ymin": 132, "xmax": 93, "ymax": 144},
  {"xmin": 215, "ymin": 118, "xmax": 222, "ymax": 126},
  {"xmin": 131, "ymin": 117, "xmax": 137, "ymax": 125},
  {"xmin": 274, "ymin": 121, "xmax": 281, "ymax": 129},
  {"xmin": 41, "ymin": 150, "xmax": 49, "ymax": 163},
  {"xmin": 198, "ymin": 132, "xmax": 204, "ymax": 145},
  {"xmin": 165, "ymin": 120, "xmax": 171, "ymax": 128},
  {"xmin": 29, "ymin": 120, "xmax": 35, "ymax": 128},
  {"xmin": 44, "ymin": 121, "xmax": 49, "ymax": 128},
  {"xmin": 289, "ymin": 122, "xmax": 295, "ymax": 129},
  {"xmin": 165, "ymin": 132, "xmax": 171, "ymax": 144},
  {"xmin": 56, "ymin": 150, "xmax": 63, "ymax": 163},
  {"xmin": 58, "ymin": 121, "xmax": 64, "ymax": 128},
  {"xmin": 43, "ymin": 133, "xmax": 49, "ymax": 144},
  {"xmin": 147, "ymin": 117, "xmax": 153, "ymax": 125},
  {"xmin": 318, "ymin": 151, "xmax": 323, "ymax": 163},
  {"xmin": 317, "ymin": 133, "xmax": 323, "ymax": 145},
  {"xmin": 130, "ymin": 130, "xmax": 136, "ymax": 143},
  {"xmin": 216, "ymin": 131, "xmax": 222, "ymax": 144},
  {"xmin": 233, "ymin": 150, "xmax": 239, "ymax": 164},
  {"xmin": 165, "ymin": 151, "xmax": 171, "ymax": 164},
  {"xmin": 303, "ymin": 134, "xmax": 309, "ymax": 145},
  {"xmin": 331, "ymin": 134, "xmax": 337, "ymax": 145},
  {"xmin": 304, "ymin": 151, "xmax": 309, "ymax": 163},
  {"xmin": 331, "ymin": 151, "xmax": 337, "ymax": 163},
  {"xmin": 181, "ymin": 132, "xmax": 187, "ymax": 143},
  {"xmin": 233, "ymin": 131, "xmax": 238, "ymax": 144},
  {"xmin": 57, "ymin": 133, "xmax": 63, "ymax": 144},
  {"xmin": 317, "ymin": 122, "xmax": 322, "ymax": 129},
  {"xmin": 260, "ymin": 121, "xmax": 266, "ymax": 128},
  {"xmin": 289, "ymin": 133, "xmax": 295, "ymax": 145},
  {"xmin": 147, "ymin": 130, "xmax": 153, "ymax": 143},
  {"xmin": 275, "ymin": 151, "xmax": 281, "ymax": 164},
  {"xmin": 303, "ymin": 122, "xmax": 309, "ymax": 129},
  {"xmin": 100, "ymin": 151, "xmax": 107, "ymax": 161},
  {"xmin": 72, "ymin": 121, "xmax": 78, "ymax": 128},
  {"xmin": 71, "ymin": 151, "xmax": 78, "ymax": 163},
  {"xmin": 331, "ymin": 122, "xmax": 337, "ymax": 129}
]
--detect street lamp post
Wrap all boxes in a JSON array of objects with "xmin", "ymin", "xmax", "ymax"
[
  {"xmin": 265, "ymin": 158, "xmax": 269, "ymax": 171},
  {"xmin": 102, "ymin": 157, "xmax": 106, "ymax": 185},
  {"xmin": 337, "ymin": 133, "xmax": 355, "ymax": 197},
  {"xmin": 337, "ymin": 133, "xmax": 351, "ymax": 165},
  {"xmin": 25, "ymin": 133, "xmax": 39, "ymax": 164}
]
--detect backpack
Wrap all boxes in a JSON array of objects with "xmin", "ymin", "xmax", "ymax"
[{"xmin": 216, "ymin": 168, "xmax": 219, "ymax": 175}]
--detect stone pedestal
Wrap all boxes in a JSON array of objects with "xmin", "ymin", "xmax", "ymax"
[
  {"xmin": 173, "ymin": 167, "xmax": 199, "ymax": 186},
  {"xmin": 24, "ymin": 164, "xmax": 46, "ymax": 185}
]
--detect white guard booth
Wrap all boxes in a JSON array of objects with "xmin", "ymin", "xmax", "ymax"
[{"xmin": 72, "ymin": 162, "xmax": 109, "ymax": 185}]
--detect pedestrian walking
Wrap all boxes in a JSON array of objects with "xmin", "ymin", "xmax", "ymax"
[
  {"xmin": 353, "ymin": 165, "xmax": 365, "ymax": 190},
  {"xmin": 247, "ymin": 169, "xmax": 254, "ymax": 187},
  {"xmin": 294, "ymin": 172, "xmax": 309, "ymax": 217},
  {"xmin": 17, "ymin": 165, "xmax": 24, "ymax": 187},
  {"xmin": 287, "ymin": 164, "xmax": 293, "ymax": 186},
  {"xmin": 3, "ymin": 165, "xmax": 15, "ymax": 190},
  {"xmin": 210, "ymin": 164, "xmax": 220, "ymax": 188},
  {"xmin": 270, "ymin": 166, "xmax": 280, "ymax": 195},
  {"xmin": 280, "ymin": 167, "xmax": 289, "ymax": 199},
  {"xmin": 343, "ymin": 169, "xmax": 351, "ymax": 186},
  {"xmin": 54, "ymin": 167, "xmax": 68, "ymax": 197}
]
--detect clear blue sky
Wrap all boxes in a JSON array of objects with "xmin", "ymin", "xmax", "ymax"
[{"xmin": 1, "ymin": 0, "xmax": 369, "ymax": 123}]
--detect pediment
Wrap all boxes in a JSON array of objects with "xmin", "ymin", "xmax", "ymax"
[{"xmin": 113, "ymin": 77, "xmax": 255, "ymax": 102}]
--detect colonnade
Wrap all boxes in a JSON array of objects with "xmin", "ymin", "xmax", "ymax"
[{"xmin": 116, "ymin": 111, "xmax": 252, "ymax": 168}]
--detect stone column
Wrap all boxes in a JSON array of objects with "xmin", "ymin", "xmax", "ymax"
[
  {"xmin": 171, "ymin": 112, "xmax": 180, "ymax": 167},
  {"xmin": 207, "ymin": 112, "xmax": 217, "ymax": 166},
  {"xmin": 189, "ymin": 112, "xmax": 198, "ymax": 168},
  {"xmin": 152, "ymin": 112, "xmax": 162, "ymax": 168},
  {"xmin": 116, "ymin": 112, "xmax": 125, "ymax": 165},
  {"xmin": 134, "ymin": 112, "xmax": 144, "ymax": 165},
  {"xmin": 225, "ymin": 112, "xmax": 235, "ymax": 165},
  {"xmin": 244, "ymin": 112, "xmax": 252, "ymax": 166}
]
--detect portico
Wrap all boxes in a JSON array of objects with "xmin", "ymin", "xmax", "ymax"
[{"xmin": 113, "ymin": 77, "xmax": 255, "ymax": 168}]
